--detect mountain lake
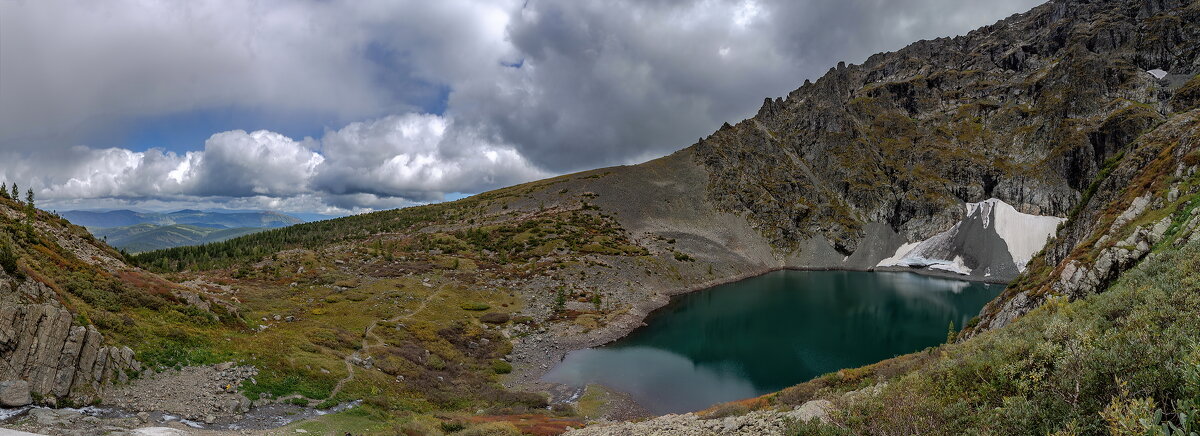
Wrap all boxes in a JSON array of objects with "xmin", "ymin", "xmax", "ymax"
[{"xmin": 542, "ymin": 270, "xmax": 1003, "ymax": 414}]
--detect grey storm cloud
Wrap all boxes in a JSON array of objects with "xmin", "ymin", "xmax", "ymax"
[{"xmin": 0, "ymin": 0, "xmax": 1044, "ymax": 213}]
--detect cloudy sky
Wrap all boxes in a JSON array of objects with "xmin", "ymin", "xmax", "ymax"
[{"xmin": 0, "ymin": 0, "xmax": 1044, "ymax": 216}]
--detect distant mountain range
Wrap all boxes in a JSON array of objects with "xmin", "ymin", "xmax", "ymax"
[
  {"xmin": 60, "ymin": 209, "xmax": 304, "ymax": 229},
  {"xmin": 59, "ymin": 209, "xmax": 305, "ymax": 253},
  {"xmin": 90, "ymin": 223, "xmax": 269, "ymax": 254}
]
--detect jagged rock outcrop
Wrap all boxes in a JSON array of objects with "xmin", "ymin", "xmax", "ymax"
[
  {"xmin": 0, "ymin": 296, "xmax": 141, "ymax": 403},
  {"xmin": 689, "ymin": 0, "xmax": 1199, "ymax": 273}
]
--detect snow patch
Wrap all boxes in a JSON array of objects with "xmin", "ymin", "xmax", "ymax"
[
  {"xmin": 879, "ymin": 254, "xmax": 971, "ymax": 275},
  {"xmin": 928, "ymin": 256, "xmax": 972, "ymax": 275},
  {"xmin": 986, "ymin": 199, "xmax": 1064, "ymax": 270},
  {"xmin": 877, "ymin": 198, "xmax": 1063, "ymax": 274},
  {"xmin": 1148, "ymin": 68, "xmax": 1168, "ymax": 79},
  {"xmin": 877, "ymin": 242, "xmax": 920, "ymax": 266}
]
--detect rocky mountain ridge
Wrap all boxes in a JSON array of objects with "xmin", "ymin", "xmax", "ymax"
[{"xmin": 693, "ymin": 0, "xmax": 1197, "ymax": 268}]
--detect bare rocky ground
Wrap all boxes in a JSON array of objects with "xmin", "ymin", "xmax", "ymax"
[
  {"xmin": 101, "ymin": 364, "xmax": 257, "ymax": 423},
  {"xmin": 1, "ymin": 408, "xmax": 320, "ymax": 436},
  {"xmin": 0, "ymin": 363, "xmax": 352, "ymax": 436},
  {"xmin": 1, "ymin": 401, "xmax": 359, "ymax": 436}
]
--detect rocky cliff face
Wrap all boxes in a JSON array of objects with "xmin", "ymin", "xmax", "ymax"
[
  {"xmin": 0, "ymin": 248, "xmax": 142, "ymax": 405},
  {"xmin": 0, "ymin": 301, "xmax": 140, "ymax": 404},
  {"xmin": 971, "ymin": 108, "xmax": 1200, "ymax": 334},
  {"xmin": 684, "ymin": 0, "xmax": 1198, "ymax": 281}
]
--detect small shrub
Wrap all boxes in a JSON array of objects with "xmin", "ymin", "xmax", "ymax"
[
  {"xmin": 480, "ymin": 312, "xmax": 510, "ymax": 324},
  {"xmin": 460, "ymin": 302, "xmax": 491, "ymax": 311},
  {"xmin": 553, "ymin": 289, "xmax": 566, "ymax": 313},
  {"xmin": 1100, "ymin": 384, "xmax": 1158, "ymax": 436},
  {"xmin": 0, "ymin": 240, "xmax": 21, "ymax": 279},
  {"xmin": 702, "ymin": 402, "xmax": 749, "ymax": 419},
  {"xmin": 491, "ymin": 360, "xmax": 513, "ymax": 374},
  {"xmin": 1184, "ymin": 149, "xmax": 1200, "ymax": 167},
  {"xmin": 314, "ymin": 399, "xmax": 338, "ymax": 409},
  {"xmin": 440, "ymin": 420, "xmax": 466, "ymax": 433},
  {"xmin": 426, "ymin": 354, "xmax": 447, "ymax": 370}
]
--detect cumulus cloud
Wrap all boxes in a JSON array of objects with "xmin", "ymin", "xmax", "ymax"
[
  {"xmin": 316, "ymin": 114, "xmax": 547, "ymax": 202},
  {"xmin": 0, "ymin": 0, "xmax": 1045, "ymax": 213},
  {"xmin": 189, "ymin": 131, "xmax": 323, "ymax": 197},
  {"xmin": 1, "ymin": 115, "xmax": 547, "ymax": 213},
  {"xmin": 5, "ymin": 131, "xmax": 321, "ymax": 201}
]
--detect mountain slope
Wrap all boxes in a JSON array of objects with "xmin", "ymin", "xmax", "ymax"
[
  {"xmin": 0, "ymin": 197, "xmax": 218, "ymax": 405},
  {"xmin": 3, "ymin": 197, "xmax": 553, "ymax": 430},
  {"xmin": 91, "ymin": 223, "xmax": 267, "ymax": 253}
]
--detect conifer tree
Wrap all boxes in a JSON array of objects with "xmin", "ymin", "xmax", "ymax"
[
  {"xmin": 9, "ymin": 183, "xmax": 18, "ymax": 202},
  {"xmin": 25, "ymin": 189, "xmax": 34, "ymax": 209},
  {"xmin": 0, "ymin": 240, "xmax": 19, "ymax": 278},
  {"xmin": 0, "ymin": 183, "xmax": 8, "ymax": 199}
]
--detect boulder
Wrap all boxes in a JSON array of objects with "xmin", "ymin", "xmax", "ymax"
[
  {"xmin": 0, "ymin": 380, "xmax": 31, "ymax": 406},
  {"xmin": 787, "ymin": 399, "xmax": 833, "ymax": 423},
  {"xmin": 29, "ymin": 407, "xmax": 80, "ymax": 426}
]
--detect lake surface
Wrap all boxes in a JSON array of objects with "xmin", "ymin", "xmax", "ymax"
[{"xmin": 542, "ymin": 270, "xmax": 1002, "ymax": 414}]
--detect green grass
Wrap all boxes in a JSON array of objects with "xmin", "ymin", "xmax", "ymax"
[
  {"xmin": 241, "ymin": 371, "xmax": 334, "ymax": 401},
  {"xmin": 491, "ymin": 360, "xmax": 513, "ymax": 374},
  {"xmin": 136, "ymin": 336, "xmax": 231, "ymax": 370},
  {"xmin": 287, "ymin": 406, "xmax": 394, "ymax": 435}
]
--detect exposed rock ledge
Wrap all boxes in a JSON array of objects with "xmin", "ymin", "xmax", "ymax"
[
  {"xmin": 0, "ymin": 303, "xmax": 141, "ymax": 404},
  {"xmin": 1, "ymin": 269, "xmax": 141, "ymax": 405}
]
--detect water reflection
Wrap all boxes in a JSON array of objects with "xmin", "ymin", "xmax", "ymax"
[{"xmin": 542, "ymin": 271, "xmax": 1000, "ymax": 414}]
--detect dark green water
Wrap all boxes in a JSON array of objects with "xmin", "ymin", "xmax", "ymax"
[{"xmin": 543, "ymin": 270, "xmax": 1002, "ymax": 414}]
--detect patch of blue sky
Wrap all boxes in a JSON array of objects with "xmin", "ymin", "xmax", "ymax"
[
  {"xmin": 364, "ymin": 41, "xmax": 451, "ymax": 116},
  {"xmin": 106, "ymin": 106, "xmax": 336, "ymax": 154}
]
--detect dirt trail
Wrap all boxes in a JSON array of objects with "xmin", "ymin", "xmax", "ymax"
[{"xmin": 328, "ymin": 284, "xmax": 445, "ymax": 398}]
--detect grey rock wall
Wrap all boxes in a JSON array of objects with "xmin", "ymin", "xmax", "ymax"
[{"xmin": 0, "ymin": 266, "xmax": 142, "ymax": 404}]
